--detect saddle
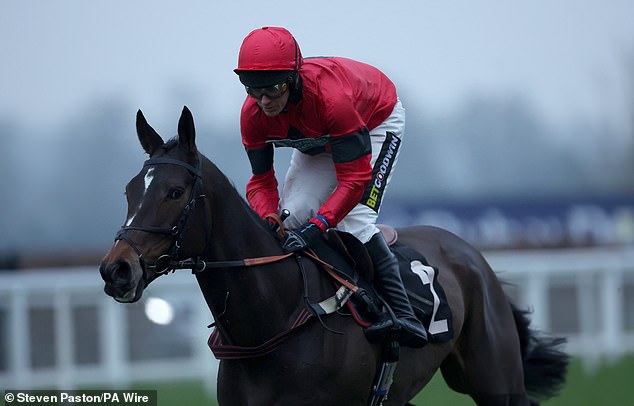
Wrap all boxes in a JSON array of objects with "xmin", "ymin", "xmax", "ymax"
[{"xmin": 311, "ymin": 225, "xmax": 453, "ymax": 344}]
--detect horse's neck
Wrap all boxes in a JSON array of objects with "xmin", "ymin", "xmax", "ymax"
[{"xmin": 196, "ymin": 161, "xmax": 305, "ymax": 346}]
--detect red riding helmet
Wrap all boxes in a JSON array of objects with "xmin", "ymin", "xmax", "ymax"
[{"xmin": 234, "ymin": 27, "xmax": 303, "ymax": 88}]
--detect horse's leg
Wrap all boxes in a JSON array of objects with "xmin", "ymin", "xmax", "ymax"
[
  {"xmin": 441, "ymin": 347, "xmax": 532, "ymax": 406},
  {"xmin": 383, "ymin": 346, "xmax": 448, "ymax": 405},
  {"xmin": 439, "ymin": 261, "xmax": 532, "ymax": 405}
]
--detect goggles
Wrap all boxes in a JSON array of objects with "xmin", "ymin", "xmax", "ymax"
[{"xmin": 245, "ymin": 81, "xmax": 288, "ymax": 99}]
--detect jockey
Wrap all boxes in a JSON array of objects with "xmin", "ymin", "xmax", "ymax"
[{"xmin": 234, "ymin": 26, "xmax": 427, "ymax": 348}]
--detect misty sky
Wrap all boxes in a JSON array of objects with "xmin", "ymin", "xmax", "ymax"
[
  {"xmin": 0, "ymin": 0, "xmax": 633, "ymax": 252},
  {"xmin": 1, "ymin": 0, "xmax": 633, "ymax": 137}
]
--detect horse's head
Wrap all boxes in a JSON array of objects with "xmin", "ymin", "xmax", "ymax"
[{"xmin": 100, "ymin": 106, "xmax": 205, "ymax": 302}]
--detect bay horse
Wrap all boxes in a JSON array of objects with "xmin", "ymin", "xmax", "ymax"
[{"xmin": 99, "ymin": 107, "xmax": 568, "ymax": 405}]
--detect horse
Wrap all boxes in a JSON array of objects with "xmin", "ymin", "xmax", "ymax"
[{"xmin": 99, "ymin": 106, "xmax": 568, "ymax": 405}]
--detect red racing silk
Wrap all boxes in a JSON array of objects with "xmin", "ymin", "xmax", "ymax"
[{"xmin": 241, "ymin": 57, "xmax": 397, "ymax": 227}]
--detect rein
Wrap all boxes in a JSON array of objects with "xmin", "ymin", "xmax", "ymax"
[{"xmin": 167, "ymin": 252, "xmax": 294, "ymax": 273}]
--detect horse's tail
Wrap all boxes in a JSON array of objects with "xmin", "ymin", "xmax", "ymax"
[{"xmin": 511, "ymin": 303, "xmax": 569, "ymax": 402}]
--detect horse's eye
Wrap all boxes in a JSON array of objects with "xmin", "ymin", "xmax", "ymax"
[{"xmin": 169, "ymin": 188, "xmax": 185, "ymax": 200}]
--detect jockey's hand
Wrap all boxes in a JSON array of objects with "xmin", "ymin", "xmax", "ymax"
[{"xmin": 281, "ymin": 222, "xmax": 323, "ymax": 253}]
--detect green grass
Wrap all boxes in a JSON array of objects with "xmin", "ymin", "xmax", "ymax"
[
  {"xmin": 132, "ymin": 380, "xmax": 217, "ymax": 405},
  {"xmin": 13, "ymin": 355, "xmax": 628, "ymax": 406},
  {"xmin": 410, "ymin": 355, "xmax": 634, "ymax": 405},
  {"xmin": 541, "ymin": 355, "xmax": 634, "ymax": 406}
]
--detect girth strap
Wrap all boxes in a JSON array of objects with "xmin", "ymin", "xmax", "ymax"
[{"xmin": 208, "ymin": 308, "xmax": 314, "ymax": 360}]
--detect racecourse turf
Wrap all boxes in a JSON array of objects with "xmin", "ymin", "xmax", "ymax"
[{"xmin": 125, "ymin": 355, "xmax": 633, "ymax": 405}]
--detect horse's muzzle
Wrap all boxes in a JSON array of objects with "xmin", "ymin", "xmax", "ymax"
[{"xmin": 99, "ymin": 257, "xmax": 145, "ymax": 303}]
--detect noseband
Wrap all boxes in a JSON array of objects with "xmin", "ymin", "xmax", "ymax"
[{"xmin": 115, "ymin": 156, "xmax": 204, "ymax": 276}]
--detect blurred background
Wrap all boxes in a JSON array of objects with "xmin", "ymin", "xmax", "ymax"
[{"xmin": 1, "ymin": 1, "xmax": 633, "ymax": 405}]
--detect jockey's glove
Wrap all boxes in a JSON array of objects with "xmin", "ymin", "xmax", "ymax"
[{"xmin": 281, "ymin": 222, "xmax": 324, "ymax": 253}]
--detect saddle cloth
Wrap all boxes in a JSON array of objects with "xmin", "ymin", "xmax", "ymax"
[{"xmin": 322, "ymin": 228, "xmax": 454, "ymax": 344}]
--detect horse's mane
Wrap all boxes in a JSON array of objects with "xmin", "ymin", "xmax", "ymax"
[{"xmin": 206, "ymin": 156, "xmax": 278, "ymax": 238}]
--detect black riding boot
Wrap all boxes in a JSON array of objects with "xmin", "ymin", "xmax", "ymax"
[{"xmin": 364, "ymin": 233, "xmax": 428, "ymax": 348}]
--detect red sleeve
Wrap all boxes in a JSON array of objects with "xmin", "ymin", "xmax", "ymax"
[
  {"xmin": 316, "ymin": 154, "xmax": 372, "ymax": 227},
  {"xmin": 246, "ymin": 169, "xmax": 280, "ymax": 219}
]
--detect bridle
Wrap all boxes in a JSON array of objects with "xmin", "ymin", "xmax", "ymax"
[
  {"xmin": 115, "ymin": 156, "xmax": 205, "ymax": 277},
  {"xmin": 114, "ymin": 155, "xmax": 297, "ymax": 278}
]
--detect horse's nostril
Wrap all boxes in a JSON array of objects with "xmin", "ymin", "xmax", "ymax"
[
  {"xmin": 112, "ymin": 261, "xmax": 132, "ymax": 283},
  {"xmin": 101, "ymin": 260, "xmax": 132, "ymax": 284}
]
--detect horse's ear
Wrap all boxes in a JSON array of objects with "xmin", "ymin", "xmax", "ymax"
[
  {"xmin": 178, "ymin": 106, "xmax": 196, "ymax": 153},
  {"xmin": 136, "ymin": 110, "xmax": 164, "ymax": 155}
]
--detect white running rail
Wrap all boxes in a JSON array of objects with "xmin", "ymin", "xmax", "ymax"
[{"xmin": 0, "ymin": 247, "xmax": 632, "ymax": 389}]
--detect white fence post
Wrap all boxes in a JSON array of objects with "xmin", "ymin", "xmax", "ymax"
[
  {"xmin": 54, "ymin": 288, "xmax": 74, "ymax": 389},
  {"xmin": 101, "ymin": 297, "xmax": 129, "ymax": 388},
  {"xmin": 601, "ymin": 269, "xmax": 623, "ymax": 361},
  {"xmin": 577, "ymin": 272, "xmax": 599, "ymax": 370},
  {"xmin": 527, "ymin": 272, "xmax": 548, "ymax": 331},
  {"xmin": 8, "ymin": 287, "xmax": 30, "ymax": 389}
]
